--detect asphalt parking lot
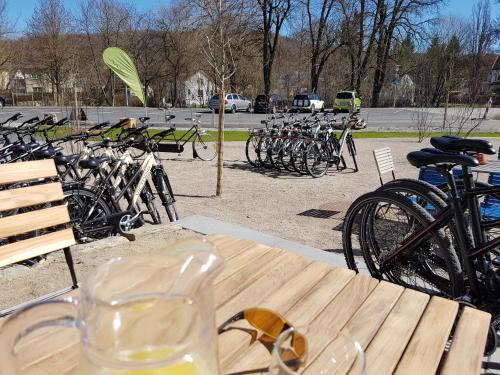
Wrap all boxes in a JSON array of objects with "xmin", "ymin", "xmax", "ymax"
[{"xmin": 1, "ymin": 105, "xmax": 499, "ymax": 131}]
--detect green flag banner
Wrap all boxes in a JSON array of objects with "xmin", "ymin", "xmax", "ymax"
[{"xmin": 103, "ymin": 47, "xmax": 145, "ymax": 105}]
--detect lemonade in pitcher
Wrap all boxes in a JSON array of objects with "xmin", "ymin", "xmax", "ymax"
[
  {"xmin": 80, "ymin": 295, "xmax": 220, "ymax": 375},
  {"xmin": 83, "ymin": 347, "xmax": 216, "ymax": 375}
]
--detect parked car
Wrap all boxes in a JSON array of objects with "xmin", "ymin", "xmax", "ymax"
[
  {"xmin": 333, "ymin": 91, "xmax": 361, "ymax": 114},
  {"xmin": 253, "ymin": 94, "xmax": 288, "ymax": 114},
  {"xmin": 208, "ymin": 93, "xmax": 252, "ymax": 113},
  {"xmin": 291, "ymin": 93, "xmax": 324, "ymax": 113}
]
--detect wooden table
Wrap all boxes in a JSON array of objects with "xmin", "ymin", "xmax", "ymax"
[{"xmin": 6, "ymin": 234, "xmax": 492, "ymax": 374}]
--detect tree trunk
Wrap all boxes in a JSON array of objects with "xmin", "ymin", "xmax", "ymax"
[
  {"xmin": 263, "ymin": 37, "xmax": 271, "ymax": 95},
  {"xmin": 216, "ymin": 87, "xmax": 224, "ymax": 196},
  {"xmin": 310, "ymin": 56, "xmax": 319, "ymax": 92}
]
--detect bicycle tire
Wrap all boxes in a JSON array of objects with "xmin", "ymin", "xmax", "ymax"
[
  {"xmin": 193, "ymin": 131, "xmax": 217, "ymax": 161},
  {"xmin": 269, "ymin": 138, "xmax": 284, "ymax": 170},
  {"xmin": 154, "ymin": 168, "xmax": 179, "ymax": 222},
  {"xmin": 304, "ymin": 141, "xmax": 329, "ymax": 178},
  {"xmin": 257, "ymin": 136, "xmax": 273, "ymax": 169},
  {"xmin": 342, "ymin": 190, "xmax": 464, "ymax": 297},
  {"xmin": 63, "ymin": 186, "xmax": 115, "ymax": 241},
  {"xmin": 280, "ymin": 139, "xmax": 295, "ymax": 172},
  {"xmin": 245, "ymin": 134, "xmax": 260, "ymax": 167},
  {"xmin": 141, "ymin": 180, "xmax": 161, "ymax": 224},
  {"xmin": 291, "ymin": 140, "xmax": 307, "ymax": 175}
]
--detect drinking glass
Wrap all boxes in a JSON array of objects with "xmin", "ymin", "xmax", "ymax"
[{"xmin": 269, "ymin": 327, "xmax": 365, "ymax": 375}]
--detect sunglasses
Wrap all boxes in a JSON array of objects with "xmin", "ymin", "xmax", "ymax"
[{"xmin": 218, "ymin": 307, "xmax": 308, "ymax": 375}]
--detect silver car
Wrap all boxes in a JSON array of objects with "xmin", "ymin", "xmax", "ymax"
[{"xmin": 208, "ymin": 93, "xmax": 252, "ymax": 113}]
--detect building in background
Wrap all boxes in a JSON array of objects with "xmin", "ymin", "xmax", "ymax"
[{"xmin": 183, "ymin": 71, "xmax": 215, "ymax": 107}]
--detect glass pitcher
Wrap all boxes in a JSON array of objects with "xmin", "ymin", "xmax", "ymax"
[{"xmin": 0, "ymin": 238, "xmax": 224, "ymax": 375}]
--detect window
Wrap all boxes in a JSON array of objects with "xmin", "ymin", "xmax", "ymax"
[
  {"xmin": 32, "ymin": 87, "xmax": 43, "ymax": 93},
  {"xmin": 238, "ymin": 95, "xmax": 244, "ymax": 100},
  {"xmin": 197, "ymin": 89, "xmax": 203, "ymax": 97},
  {"xmin": 336, "ymin": 92, "xmax": 353, "ymax": 99}
]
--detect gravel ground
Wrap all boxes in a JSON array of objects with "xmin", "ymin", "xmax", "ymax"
[{"xmin": 165, "ymin": 138, "xmax": 451, "ymax": 252}]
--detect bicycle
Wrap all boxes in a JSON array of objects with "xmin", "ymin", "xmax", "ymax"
[
  {"xmin": 157, "ymin": 110, "xmax": 217, "ymax": 161},
  {"xmin": 342, "ymin": 135, "xmax": 500, "ymax": 324}
]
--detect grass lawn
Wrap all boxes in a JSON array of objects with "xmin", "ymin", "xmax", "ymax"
[{"xmin": 40, "ymin": 127, "xmax": 500, "ymax": 142}]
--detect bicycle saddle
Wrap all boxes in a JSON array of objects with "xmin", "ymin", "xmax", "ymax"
[
  {"xmin": 165, "ymin": 114, "xmax": 176, "ymax": 121},
  {"xmin": 139, "ymin": 117, "xmax": 150, "ymax": 123},
  {"xmin": 55, "ymin": 153, "xmax": 79, "ymax": 166},
  {"xmin": 79, "ymin": 155, "xmax": 110, "ymax": 169},
  {"xmin": 407, "ymin": 150, "xmax": 479, "ymax": 169},
  {"xmin": 430, "ymin": 136, "xmax": 495, "ymax": 155},
  {"xmin": 33, "ymin": 146, "xmax": 62, "ymax": 159},
  {"xmin": 12, "ymin": 142, "xmax": 39, "ymax": 153}
]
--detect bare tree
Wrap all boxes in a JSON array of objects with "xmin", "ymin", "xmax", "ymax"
[
  {"xmin": 192, "ymin": 0, "xmax": 247, "ymax": 196},
  {"xmin": 78, "ymin": 0, "xmax": 133, "ymax": 105},
  {"xmin": 302, "ymin": 0, "xmax": 344, "ymax": 92},
  {"xmin": 157, "ymin": 4, "xmax": 198, "ymax": 107},
  {"xmin": 26, "ymin": 0, "xmax": 74, "ymax": 105},
  {"xmin": 0, "ymin": 0, "xmax": 13, "ymax": 69},
  {"xmin": 465, "ymin": 0, "xmax": 494, "ymax": 98},
  {"xmin": 258, "ymin": 0, "xmax": 292, "ymax": 95}
]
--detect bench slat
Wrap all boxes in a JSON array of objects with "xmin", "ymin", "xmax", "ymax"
[
  {"xmin": 0, "ymin": 205, "xmax": 70, "ymax": 238},
  {"xmin": 0, "ymin": 160, "xmax": 58, "ymax": 185},
  {"xmin": 441, "ymin": 307, "xmax": 491, "ymax": 375},
  {"xmin": 0, "ymin": 228, "xmax": 76, "ymax": 267},
  {"xmin": 0, "ymin": 183, "xmax": 64, "ymax": 211}
]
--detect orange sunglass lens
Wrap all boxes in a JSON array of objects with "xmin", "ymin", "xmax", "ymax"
[{"xmin": 244, "ymin": 308, "xmax": 287, "ymax": 338}]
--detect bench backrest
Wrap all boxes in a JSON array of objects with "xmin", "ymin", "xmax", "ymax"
[
  {"xmin": 373, "ymin": 147, "xmax": 395, "ymax": 185},
  {"xmin": 0, "ymin": 160, "xmax": 76, "ymax": 267}
]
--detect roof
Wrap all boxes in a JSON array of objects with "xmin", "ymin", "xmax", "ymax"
[{"xmin": 493, "ymin": 56, "xmax": 500, "ymax": 71}]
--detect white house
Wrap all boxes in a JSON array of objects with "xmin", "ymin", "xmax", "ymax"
[
  {"xmin": 481, "ymin": 56, "xmax": 500, "ymax": 94},
  {"xmin": 183, "ymin": 71, "xmax": 215, "ymax": 107},
  {"xmin": 488, "ymin": 56, "xmax": 500, "ymax": 93}
]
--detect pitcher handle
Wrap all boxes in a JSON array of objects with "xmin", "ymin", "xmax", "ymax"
[{"xmin": 0, "ymin": 297, "xmax": 78, "ymax": 375}]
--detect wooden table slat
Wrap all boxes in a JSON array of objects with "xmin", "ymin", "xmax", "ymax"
[
  {"xmin": 304, "ymin": 281, "xmax": 404, "ymax": 375},
  {"xmin": 359, "ymin": 288, "xmax": 430, "ymax": 375},
  {"xmin": 394, "ymin": 297, "xmax": 459, "ymax": 375},
  {"xmin": 441, "ymin": 306, "xmax": 491, "ymax": 375},
  {"xmin": 214, "ymin": 248, "xmax": 284, "ymax": 307}
]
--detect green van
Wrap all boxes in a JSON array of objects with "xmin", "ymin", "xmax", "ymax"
[{"xmin": 333, "ymin": 91, "xmax": 361, "ymax": 114}]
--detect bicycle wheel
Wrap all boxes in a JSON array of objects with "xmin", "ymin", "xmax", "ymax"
[
  {"xmin": 63, "ymin": 186, "xmax": 115, "ymax": 242},
  {"xmin": 257, "ymin": 136, "xmax": 273, "ymax": 169},
  {"xmin": 280, "ymin": 139, "xmax": 295, "ymax": 172},
  {"xmin": 343, "ymin": 190, "xmax": 464, "ymax": 297},
  {"xmin": 245, "ymin": 134, "xmax": 260, "ymax": 167},
  {"xmin": 141, "ymin": 180, "xmax": 161, "ymax": 224},
  {"xmin": 193, "ymin": 131, "xmax": 217, "ymax": 161},
  {"xmin": 291, "ymin": 141, "xmax": 308, "ymax": 175},
  {"xmin": 270, "ymin": 138, "xmax": 284, "ymax": 170},
  {"xmin": 153, "ymin": 168, "xmax": 179, "ymax": 222},
  {"xmin": 305, "ymin": 141, "xmax": 329, "ymax": 178}
]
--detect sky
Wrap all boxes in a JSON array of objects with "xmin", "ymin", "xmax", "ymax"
[{"xmin": 6, "ymin": 0, "xmax": 500, "ymax": 34}]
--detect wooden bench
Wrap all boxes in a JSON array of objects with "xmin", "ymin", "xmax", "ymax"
[{"xmin": 0, "ymin": 159, "xmax": 78, "ymax": 317}]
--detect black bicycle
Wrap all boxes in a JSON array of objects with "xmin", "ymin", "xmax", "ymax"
[{"xmin": 343, "ymin": 136, "xmax": 500, "ymax": 323}]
